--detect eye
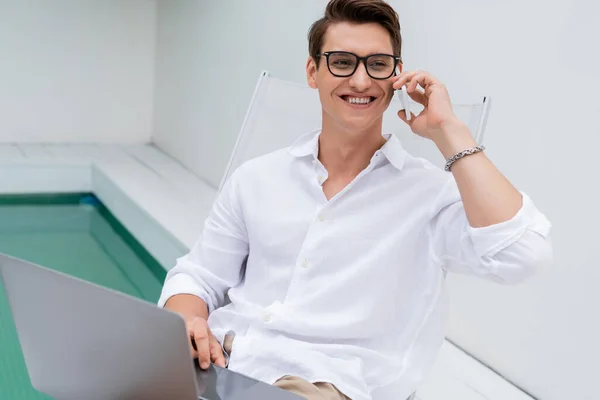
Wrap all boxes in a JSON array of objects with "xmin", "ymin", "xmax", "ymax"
[
  {"xmin": 333, "ymin": 60, "xmax": 352, "ymax": 66},
  {"xmin": 331, "ymin": 59, "xmax": 355, "ymax": 69},
  {"xmin": 368, "ymin": 58, "xmax": 391, "ymax": 70},
  {"xmin": 328, "ymin": 54, "xmax": 357, "ymax": 70}
]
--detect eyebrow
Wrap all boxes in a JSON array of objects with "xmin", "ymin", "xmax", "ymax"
[
  {"xmin": 366, "ymin": 51, "xmax": 393, "ymax": 56},
  {"xmin": 329, "ymin": 50, "xmax": 395, "ymax": 56}
]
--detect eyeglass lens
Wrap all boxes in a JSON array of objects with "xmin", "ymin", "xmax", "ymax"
[{"xmin": 327, "ymin": 52, "xmax": 395, "ymax": 79}]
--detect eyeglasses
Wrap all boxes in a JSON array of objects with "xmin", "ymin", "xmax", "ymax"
[{"xmin": 317, "ymin": 51, "xmax": 401, "ymax": 80}]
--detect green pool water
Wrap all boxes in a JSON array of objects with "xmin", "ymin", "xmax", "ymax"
[{"xmin": 0, "ymin": 193, "xmax": 167, "ymax": 399}]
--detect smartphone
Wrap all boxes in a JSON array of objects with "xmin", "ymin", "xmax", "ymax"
[{"xmin": 395, "ymin": 66, "xmax": 411, "ymax": 120}]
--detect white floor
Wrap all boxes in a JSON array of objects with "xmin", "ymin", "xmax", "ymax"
[{"xmin": 0, "ymin": 143, "xmax": 534, "ymax": 400}]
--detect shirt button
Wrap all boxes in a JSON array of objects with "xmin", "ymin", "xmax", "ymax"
[
  {"xmin": 301, "ymin": 259, "xmax": 309, "ymax": 268},
  {"xmin": 317, "ymin": 175, "xmax": 324, "ymax": 183},
  {"xmin": 318, "ymin": 215, "xmax": 325, "ymax": 222},
  {"xmin": 312, "ymin": 159, "xmax": 319, "ymax": 165},
  {"xmin": 263, "ymin": 313, "xmax": 272, "ymax": 322}
]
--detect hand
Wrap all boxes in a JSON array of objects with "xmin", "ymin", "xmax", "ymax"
[
  {"xmin": 392, "ymin": 70, "xmax": 461, "ymax": 141},
  {"xmin": 186, "ymin": 316, "xmax": 226, "ymax": 369}
]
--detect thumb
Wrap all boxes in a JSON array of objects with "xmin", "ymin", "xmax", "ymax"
[
  {"xmin": 209, "ymin": 337, "xmax": 227, "ymax": 367},
  {"xmin": 397, "ymin": 109, "xmax": 415, "ymax": 126}
]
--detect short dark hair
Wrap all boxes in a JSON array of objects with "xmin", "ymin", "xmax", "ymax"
[{"xmin": 308, "ymin": 0, "xmax": 403, "ymax": 64}]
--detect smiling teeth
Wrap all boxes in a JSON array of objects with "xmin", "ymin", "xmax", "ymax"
[{"xmin": 346, "ymin": 97, "xmax": 371, "ymax": 104}]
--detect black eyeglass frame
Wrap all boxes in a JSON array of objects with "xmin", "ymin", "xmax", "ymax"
[{"xmin": 316, "ymin": 51, "xmax": 402, "ymax": 80}]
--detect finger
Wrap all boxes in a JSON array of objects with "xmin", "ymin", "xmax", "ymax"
[
  {"xmin": 391, "ymin": 69, "xmax": 408, "ymax": 82},
  {"xmin": 407, "ymin": 88, "xmax": 427, "ymax": 106},
  {"xmin": 209, "ymin": 338, "xmax": 227, "ymax": 368},
  {"xmin": 397, "ymin": 109, "xmax": 417, "ymax": 125},
  {"xmin": 191, "ymin": 323, "xmax": 211, "ymax": 369},
  {"xmin": 407, "ymin": 73, "xmax": 426, "ymax": 93},
  {"xmin": 392, "ymin": 71, "xmax": 416, "ymax": 89},
  {"xmin": 188, "ymin": 331, "xmax": 198, "ymax": 358},
  {"xmin": 392, "ymin": 71, "xmax": 419, "ymax": 90},
  {"xmin": 407, "ymin": 72, "xmax": 441, "ymax": 96}
]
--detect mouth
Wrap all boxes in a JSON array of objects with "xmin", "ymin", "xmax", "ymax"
[{"xmin": 339, "ymin": 95, "xmax": 377, "ymax": 109}]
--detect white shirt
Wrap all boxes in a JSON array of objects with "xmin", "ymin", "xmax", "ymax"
[{"xmin": 158, "ymin": 130, "xmax": 552, "ymax": 400}]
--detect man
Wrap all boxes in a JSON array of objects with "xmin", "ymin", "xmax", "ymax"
[{"xmin": 158, "ymin": 0, "xmax": 552, "ymax": 399}]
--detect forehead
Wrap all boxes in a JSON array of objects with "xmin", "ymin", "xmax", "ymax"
[{"xmin": 322, "ymin": 21, "xmax": 394, "ymax": 55}]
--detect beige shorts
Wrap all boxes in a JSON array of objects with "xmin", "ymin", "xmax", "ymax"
[{"xmin": 223, "ymin": 335, "xmax": 350, "ymax": 400}]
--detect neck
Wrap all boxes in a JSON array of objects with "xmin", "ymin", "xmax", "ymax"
[{"xmin": 318, "ymin": 117, "xmax": 386, "ymax": 178}]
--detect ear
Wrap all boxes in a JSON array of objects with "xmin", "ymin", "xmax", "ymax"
[
  {"xmin": 396, "ymin": 62, "xmax": 403, "ymax": 74},
  {"xmin": 306, "ymin": 56, "xmax": 318, "ymax": 89}
]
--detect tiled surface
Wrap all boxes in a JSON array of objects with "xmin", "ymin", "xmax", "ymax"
[
  {"xmin": 0, "ymin": 203, "xmax": 165, "ymax": 399},
  {"xmin": 0, "ymin": 143, "xmax": 533, "ymax": 400}
]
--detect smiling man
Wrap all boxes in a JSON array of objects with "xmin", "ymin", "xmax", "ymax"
[{"xmin": 158, "ymin": 1, "xmax": 553, "ymax": 399}]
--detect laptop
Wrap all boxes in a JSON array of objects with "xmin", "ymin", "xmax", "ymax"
[{"xmin": 0, "ymin": 252, "xmax": 301, "ymax": 400}]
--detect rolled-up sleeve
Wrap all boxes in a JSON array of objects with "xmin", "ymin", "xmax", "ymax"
[
  {"xmin": 429, "ymin": 179, "xmax": 553, "ymax": 284},
  {"xmin": 157, "ymin": 168, "xmax": 249, "ymax": 312}
]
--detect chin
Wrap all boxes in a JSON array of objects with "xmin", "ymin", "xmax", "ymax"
[{"xmin": 340, "ymin": 117, "xmax": 380, "ymax": 134}]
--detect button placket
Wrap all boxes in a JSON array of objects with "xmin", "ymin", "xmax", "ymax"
[
  {"xmin": 312, "ymin": 158, "xmax": 327, "ymax": 186},
  {"xmin": 261, "ymin": 300, "xmax": 284, "ymax": 323},
  {"xmin": 283, "ymin": 220, "xmax": 321, "ymax": 302},
  {"xmin": 283, "ymin": 179, "xmax": 331, "ymax": 303}
]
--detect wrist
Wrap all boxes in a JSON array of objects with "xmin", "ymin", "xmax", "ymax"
[
  {"xmin": 164, "ymin": 294, "xmax": 209, "ymax": 321},
  {"xmin": 433, "ymin": 118, "xmax": 477, "ymax": 159}
]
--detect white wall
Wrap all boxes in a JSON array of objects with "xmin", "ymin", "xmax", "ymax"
[
  {"xmin": 153, "ymin": 1, "xmax": 599, "ymax": 399},
  {"xmin": 153, "ymin": 0, "xmax": 326, "ymax": 188},
  {"xmin": 394, "ymin": 1, "xmax": 599, "ymax": 399},
  {"xmin": 0, "ymin": 0, "xmax": 156, "ymax": 144}
]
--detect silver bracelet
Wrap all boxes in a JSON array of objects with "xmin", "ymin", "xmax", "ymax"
[{"xmin": 444, "ymin": 145, "xmax": 486, "ymax": 172}]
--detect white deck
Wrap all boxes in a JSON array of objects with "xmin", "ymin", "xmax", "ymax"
[
  {"xmin": 0, "ymin": 143, "xmax": 533, "ymax": 400},
  {"xmin": 0, "ymin": 143, "xmax": 217, "ymax": 267}
]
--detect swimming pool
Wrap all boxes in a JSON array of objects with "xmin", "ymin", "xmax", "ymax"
[{"xmin": 0, "ymin": 193, "xmax": 166, "ymax": 399}]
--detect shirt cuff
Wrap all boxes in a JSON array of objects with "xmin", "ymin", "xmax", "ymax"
[
  {"xmin": 156, "ymin": 272, "xmax": 214, "ymax": 312},
  {"xmin": 467, "ymin": 192, "xmax": 551, "ymax": 258}
]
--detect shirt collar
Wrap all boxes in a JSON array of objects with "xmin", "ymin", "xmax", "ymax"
[
  {"xmin": 288, "ymin": 129, "xmax": 321, "ymax": 159},
  {"xmin": 288, "ymin": 129, "xmax": 407, "ymax": 171},
  {"xmin": 379, "ymin": 132, "xmax": 407, "ymax": 171}
]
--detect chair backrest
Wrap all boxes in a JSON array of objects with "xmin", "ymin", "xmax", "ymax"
[
  {"xmin": 218, "ymin": 71, "xmax": 491, "ymax": 398},
  {"xmin": 219, "ymin": 70, "xmax": 491, "ymax": 191}
]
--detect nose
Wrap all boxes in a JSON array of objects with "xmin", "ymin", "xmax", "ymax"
[{"xmin": 349, "ymin": 62, "xmax": 372, "ymax": 91}]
